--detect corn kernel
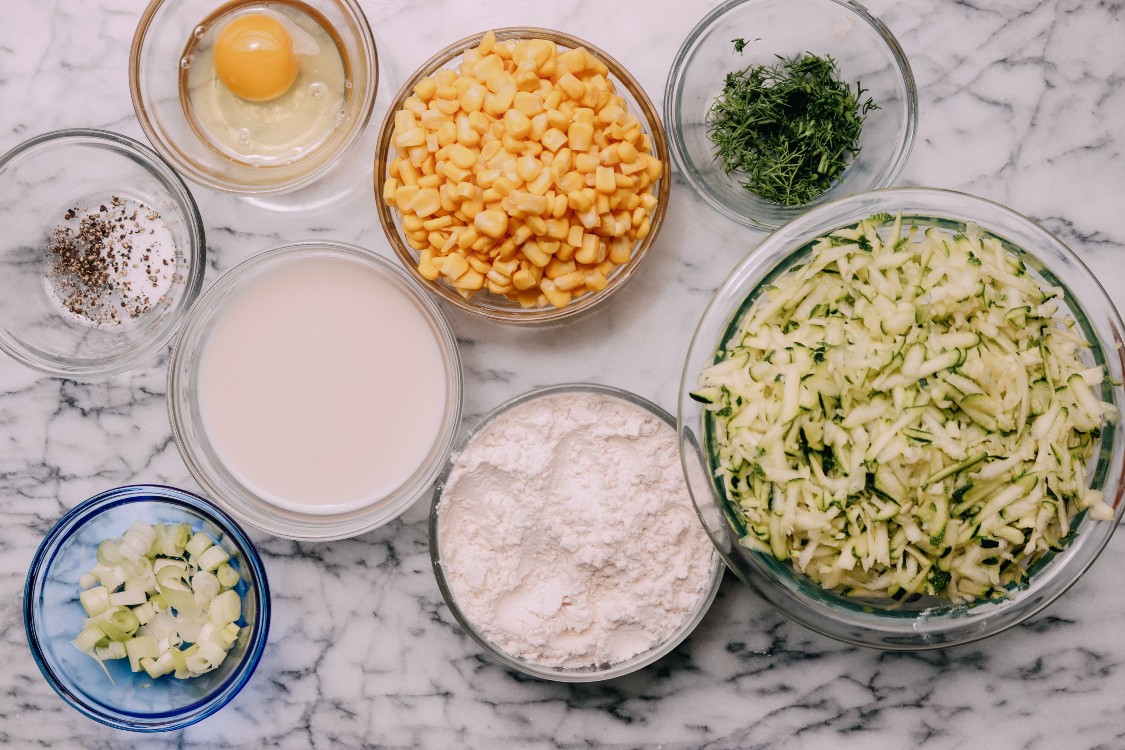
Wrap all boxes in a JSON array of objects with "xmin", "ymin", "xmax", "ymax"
[
  {"xmin": 574, "ymin": 152, "xmax": 599, "ymax": 173},
  {"xmin": 584, "ymin": 269, "xmax": 608, "ymax": 292},
  {"xmin": 553, "ymin": 270, "xmax": 586, "ymax": 291},
  {"xmin": 595, "ymin": 166, "xmax": 616, "ymax": 194},
  {"xmin": 510, "ymin": 190, "xmax": 549, "ymax": 216},
  {"xmin": 526, "ymin": 215, "xmax": 548, "ymax": 235},
  {"xmin": 453, "ymin": 268, "xmax": 485, "ymax": 291},
  {"xmin": 503, "ymin": 109, "xmax": 532, "ymax": 139},
  {"xmin": 382, "ymin": 177, "xmax": 399, "ymax": 206},
  {"xmin": 545, "ymin": 258, "xmax": 576, "ymax": 280},
  {"xmin": 512, "ymin": 91, "xmax": 544, "ymax": 117},
  {"xmin": 512, "ymin": 268, "xmax": 537, "ymax": 290},
  {"xmin": 567, "ymin": 121, "xmax": 594, "ymax": 152},
  {"xmin": 474, "ymin": 209, "xmax": 508, "ymax": 239},
  {"xmin": 440, "ymin": 252, "xmax": 469, "ymax": 280},
  {"xmin": 467, "ymin": 254, "xmax": 491, "ymax": 274},
  {"xmin": 575, "ymin": 233, "xmax": 600, "ymax": 265},
  {"xmin": 539, "ymin": 278, "xmax": 571, "ymax": 308},
  {"xmin": 522, "ymin": 241, "xmax": 551, "ymax": 267}
]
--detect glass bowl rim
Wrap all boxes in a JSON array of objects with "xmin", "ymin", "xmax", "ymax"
[
  {"xmin": 429, "ymin": 381, "xmax": 725, "ymax": 681},
  {"xmin": 167, "ymin": 240, "xmax": 465, "ymax": 541},
  {"xmin": 677, "ymin": 186, "xmax": 1125, "ymax": 649},
  {"xmin": 22, "ymin": 483, "xmax": 271, "ymax": 732},
  {"xmin": 663, "ymin": 0, "xmax": 919, "ymax": 230},
  {"xmin": 0, "ymin": 127, "xmax": 207, "ymax": 379},
  {"xmin": 129, "ymin": 0, "xmax": 380, "ymax": 196},
  {"xmin": 373, "ymin": 26, "xmax": 672, "ymax": 325}
]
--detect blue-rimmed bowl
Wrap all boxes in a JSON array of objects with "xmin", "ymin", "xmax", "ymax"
[{"xmin": 23, "ymin": 484, "xmax": 270, "ymax": 732}]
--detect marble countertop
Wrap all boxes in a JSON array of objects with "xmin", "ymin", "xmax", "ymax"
[{"xmin": 2, "ymin": 0, "xmax": 1124, "ymax": 747}]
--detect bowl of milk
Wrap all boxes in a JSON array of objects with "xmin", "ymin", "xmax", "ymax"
[{"xmin": 168, "ymin": 241, "xmax": 463, "ymax": 540}]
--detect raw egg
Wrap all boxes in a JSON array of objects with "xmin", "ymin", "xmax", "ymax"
[{"xmin": 213, "ymin": 13, "xmax": 299, "ymax": 102}]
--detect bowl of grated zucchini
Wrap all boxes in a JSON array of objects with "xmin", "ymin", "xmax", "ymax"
[
  {"xmin": 23, "ymin": 485, "xmax": 270, "ymax": 731},
  {"xmin": 678, "ymin": 187, "xmax": 1125, "ymax": 650}
]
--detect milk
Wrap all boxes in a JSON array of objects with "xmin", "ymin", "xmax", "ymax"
[{"xmin": 197, "ymin": 256, "xmax": 448, "ymax": 513}]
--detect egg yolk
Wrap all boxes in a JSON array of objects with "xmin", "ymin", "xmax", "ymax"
[{"xmin": 213, "ymin": 14, "xmax": 300, "ymax": 102}]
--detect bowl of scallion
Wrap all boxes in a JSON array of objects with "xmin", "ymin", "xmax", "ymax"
[
  {"xmin": 23, "ymin": 485, "xmax": 270, "ymax": 731},
  {"xmin": 664, "ymin": 0, "xmax": 917, "ymax": 230}
]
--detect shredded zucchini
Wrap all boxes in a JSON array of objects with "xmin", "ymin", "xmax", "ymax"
[{"xmin": 695, "ymin": 213, "xmax": 1118, "ymax": 603}]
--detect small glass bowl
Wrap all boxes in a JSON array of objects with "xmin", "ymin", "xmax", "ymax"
[
  {"xmin": 168, "ymin": 241, "xmax": 464, "ymax": 541},
  {"xmin": 679, "ymin": 187, "xmax": 1125, "ymax": 650},
  {"xmin": 374, "ymin": 28, "xmax": 671, "ymax": 324},
  {"xmin": 130, "ymin": 0, "xmax": 378, "ymax": 195},
  {"xmin": 665, "ymin": 0, "xmax": 917, "ymax": 230},
  {"xmin": 430, "ymin": 383, "xmax": 724, "ymax": 681},
  {"xmin": 23, "ymin": 484, "xmax": 271, "ymax": 732},
  {"xmin": 0, "ymin": 129, "xmax": 206, "ymax": 379}
]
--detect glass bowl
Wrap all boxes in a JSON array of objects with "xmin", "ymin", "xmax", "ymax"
[
  {"xmin": 679, "ymin": 187, "xmax": 1125, "ymax": 649},
  {"xmin": 0, "ymin": 129, "xmax": 206, "ymax": 379},
  {"xmin": 168, "ymin": 241, "xmax": 463, "ymax": 541},
  {"xmin": 664, "ymin": 0, "xmax": 917, "ymax": 230},
  {"xmin": 374, "ymin": 28, "xmax": 671, "ymax": 324},
  {"xmin": 130, "ymin": 0, "xmax": 378, "ymax": 195},
  {"xmin": 430, "ymin": 383, "xmax": 724, "ymax": 681},
  {"xmin": 23, "ymin": 484, "xmax": 270, "ymax": 732}
]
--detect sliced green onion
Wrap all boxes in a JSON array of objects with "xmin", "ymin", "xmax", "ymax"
[
  {"xmin": 161, "ymin": 523, "xmax": 191, "ymax": 558},
  {"xmin": 209, "ymin": 590, "xmax": 241, "ymax": 627},
  {"xmin": 99, "ymin": 608, "xmax": 140, "ymax": 642},
  {"xmin": 72, "ymin": 626, "xmax": 106, "ymax": 653},
  {"xmin": 109, "ymin": 589, "xmax": 147, "ymax": 607},
  {"xmin": 215, "ymin": 563, "xmax": 240, "ymax": 588},
  {"xmin": 96, "ymin": 539, "xmax": 122, "ymax": 565},
  {"xmin": 125, "ymin": 635, "xmax": 159, "ymax": 672},
  {"xmin": 197, "ymin": 544, "xmax": 230, "ymax": 572},
  {"xmin": 95, "ymin": 641, "xmax": 127, "ymax": 661},
  {"xmin": 79, "ymin": 586, "xmax": 111, "ymax": 617},
  {"xmin": 184, "ymin": 532, "xmax": 213, "ymax": 559},
  {"xmin": 74, "ymin": 522, "xmax": 245, "ymax": 681}
]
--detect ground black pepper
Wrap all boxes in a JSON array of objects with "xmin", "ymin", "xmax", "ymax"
[{"xmin": 44, "ymin": 196, "xmax": 175, "ymax": 327}]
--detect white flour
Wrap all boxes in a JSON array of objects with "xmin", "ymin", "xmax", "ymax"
[{"xmin": 437, "ymin": 389, "xmax": 717, "ymax": 670}]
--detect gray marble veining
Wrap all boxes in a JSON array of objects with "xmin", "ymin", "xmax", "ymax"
[{"xmin": 2, "ymin": 0, "xmax": 1124, "ymax": 747}]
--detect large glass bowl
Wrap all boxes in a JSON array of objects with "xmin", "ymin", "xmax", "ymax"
[
  {"xmin": 374, "ymin": 28, "xmax": 671, "ymax": 324},
  {"xmin": 679, "ymin": 187, "xmax": 1125, "ymax": 649},
  {"xmin": 665, "ymin": 0, "xmax": 917, "ymax": 230},
  {"xmin": 130, "ymin": 0, "xmax": 378, "ymax": 195},
  {"xmin": 0, "ymin": 129, "xmax": 206, "ymax": 378},
  {"xmin": 23, "ymin": 484, "xmax": 271, "ymax": 732},
  {"xmin": 168, "ymin": 241, "xmax": 464, "ymax": 541},
  {"xmin": 430, "ymin": 383, "xmax": 724, "ymax": 681}
]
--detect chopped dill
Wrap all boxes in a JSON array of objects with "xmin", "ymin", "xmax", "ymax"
[{"xmin": 706, "ymin": 52, "xmax": 877, "ymax": 206}]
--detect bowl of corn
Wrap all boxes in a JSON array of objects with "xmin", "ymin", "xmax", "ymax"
[{"xmin": 374, "ymin": 27, "xmax": 670, "ymax": 324}]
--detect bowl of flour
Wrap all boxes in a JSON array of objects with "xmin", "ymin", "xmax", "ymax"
[{"xmin": 430, "ymin": 383, "xmax": 724, "ymax": 681}]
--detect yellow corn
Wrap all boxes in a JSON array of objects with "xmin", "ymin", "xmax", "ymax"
[
  {"xmin": 382, "ymin": 32, "xmax": 661, "ymax": 308},
  {"xmin": 512, "ymin": 268, "xmax": 537, "ymax": 290},
  {"xmin": 595, "ymin": 166, "xmax": 616, "ymax": 194},
  {"xmin": 453, "ymin": 268, "xmax": 485, "ymax": 291},
  {"xmin": 539, "ymin": 278, "xmax": 571, "ymax": 308},
  {"xmin": 584, "ymin": 269, "xmax": 608, "ymax": 292},
  {"xmin": 440, "ymin": 252, "xmax": 469, "ymax": 280},
  {"xmin": 575, "ymin": 233, "xmax": 600, "ymax": 265},
  {"xmin": 553, "ymin": 270, "xmax": 586, "ymax": 292},
  {"xmin": 522, "ymin": 241, "xmax": 551, "ymax": 267},
  {"xmin": 473, "ymin": 209, "xmax": 508, "ymax": 239},
  {"xmin": 567, "ymin": 121, "xmax": 594, "ymax": 152}
]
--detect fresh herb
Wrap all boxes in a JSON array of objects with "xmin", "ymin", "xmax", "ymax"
[
  {"xmin": 732, "ymin": 38, "xmax": 748, "ymax": 53},
  {"xmin": 706, "ymin": 53, "xmax": 878, "ymax": 206}
]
